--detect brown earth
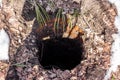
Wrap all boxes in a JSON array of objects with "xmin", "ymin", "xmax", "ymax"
[{"xmin": 0, "ymin": 0, "xmax": 117, "ymax": 80}]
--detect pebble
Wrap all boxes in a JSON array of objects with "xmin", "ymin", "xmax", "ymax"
[
  {"xmin": 18, "ymin": 39, "xmax": 21, "ymax": 43},
  {"xmin": 37, "ymin": 76, "xmax": 44, "ymax": 80},
  {"xmin": 70, "ymin": 76, "xmax": 77, "ymax": 80},
  {"xmin": 60, "ymin": 70, "xmax": 71, "ymax": 79},
  {"xmin": 33, "ymin": 65, "xmax": 39, "ymax": 71},
  {"xmin": 10, "ymin": 28, "xmax": 20, "ymax": 34},
  {"xmin": 49, "ymin": 73, "xmax": 56, "ymax": 78},
  {"xmin": 31, "ymin": 39, "xmax": 35, "ymax": 43},
  {"xmin": 20, "ymin": 33, "xmax": 26, "ymax": 39},
  {"xmin": 18, "ymin": 26, "xmax": 23, "ymax": 31}
]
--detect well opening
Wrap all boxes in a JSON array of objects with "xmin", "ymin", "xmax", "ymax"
[{"xmin": 37, "ymin": 37, "xmax": 84, "ymax": 70}]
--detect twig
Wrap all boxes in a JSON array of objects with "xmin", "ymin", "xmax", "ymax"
[{"xmin": 81, "ymin": 15, "xmax": 91, "ymax": 28}]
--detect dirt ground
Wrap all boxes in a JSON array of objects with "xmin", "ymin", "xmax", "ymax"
[{"xmin": 0, "ymin": 0, "xmax": 118, "ymax": 80}]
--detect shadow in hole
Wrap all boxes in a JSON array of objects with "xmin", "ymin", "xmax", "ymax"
[
  {"xmin": 37, "ymin": 37, "xmax": 84, "ymax": 70},
  {"xmin": 6, "ymin": 0, "xmax": 84, "ymax": 79}
]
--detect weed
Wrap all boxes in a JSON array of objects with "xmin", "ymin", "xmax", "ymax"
[
  {"xmin": 53, "ymin": 8, "xmax": 62, "ymax": 36},
  {"xmin": 111, "ymin": 74, "xmax": 115, "ymax": 80},
  {"xmin": 34, "ymin": 1, "xmax": 50, "ymax": 27},
  {"xmin": 34, "ymin": 0, "xmax": 81, "ymax": 37},
  {"xmin": 12, "ymin": 63, "xmax": 26, "ymax": 67}
]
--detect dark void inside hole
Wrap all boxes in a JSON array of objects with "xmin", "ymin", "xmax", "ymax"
[{"xmin": 37, "ymin": 38, "xmax": 84, "ymax": 70}]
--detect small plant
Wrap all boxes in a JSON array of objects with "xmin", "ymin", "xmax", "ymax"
[
  {"xmin": 34, "ymin": 1, "xmax": 67, "ymax": 37},
  {"xmin": 73, "ymin": 9, "xmax": 80, "ymax": 24},
  {"xmin": 53, "ymin": 8, "xmax": 69, "ymax": 37},
  {"xmin": 34, "ymin": 1, "xmax": 50, "ymax": 27},
  {"xmin": 34, "ymin": 0, "xmax": 81, "ymax": 38},
  {"xmin": 66, "ymin": 9, "xmax": 80, "ymax": 32},
  {"xmin": 12, "ymin": 63, "xmax": 26, "ymax": 67},
  {"xmin": 111, "ymin": 75, "xmax": 115, "ymax": 80},
  {"xmin": 61, "ymin": 13, "xmax": 66, "ymax": 32},
  {"xmin": 53, "ymin": 8, "xmax": 61, "ymax": 36}
]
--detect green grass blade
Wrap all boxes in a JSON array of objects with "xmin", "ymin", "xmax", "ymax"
[
  {"xmin": 37, "ymin": 3, "xmax": 50, "ymax": 22},
  {"xmin": 62, "ymin": 13, "xmax": 66, "ymax": 32},
  {"xmin": 35, "ymin": 4, "xmax": 44, "ymax": 26},
  {"xmin": 54, "ymin": 8, "xmax": 62, "ymax": 36},
  {"xmin": 12, "ymin": 63, "xmax": 26, "ymax": 67},
  {"xmin": 56, "ymin": 9, "xmax": 61, "ymax": 34}
]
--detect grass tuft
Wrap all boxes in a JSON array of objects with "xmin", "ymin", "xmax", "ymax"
[
  {"xmin": 34, "ymin": 0, "xmax": 81, "ymax": 38},
  {"xmin": 34, "ymin": 1, "xmax": 50, "ymax": 27},
  {"xmin": 53, "ymin": 8, "xmax": 67, "ymax": 37},
  {"xmin": 53, "ymin": 8, "xmax": 62, "ymax": 36}
]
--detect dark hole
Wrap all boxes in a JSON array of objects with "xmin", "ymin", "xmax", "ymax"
[{"xmin": 37, "ymin": 37, "xmax": 84, "ymax": 70}]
